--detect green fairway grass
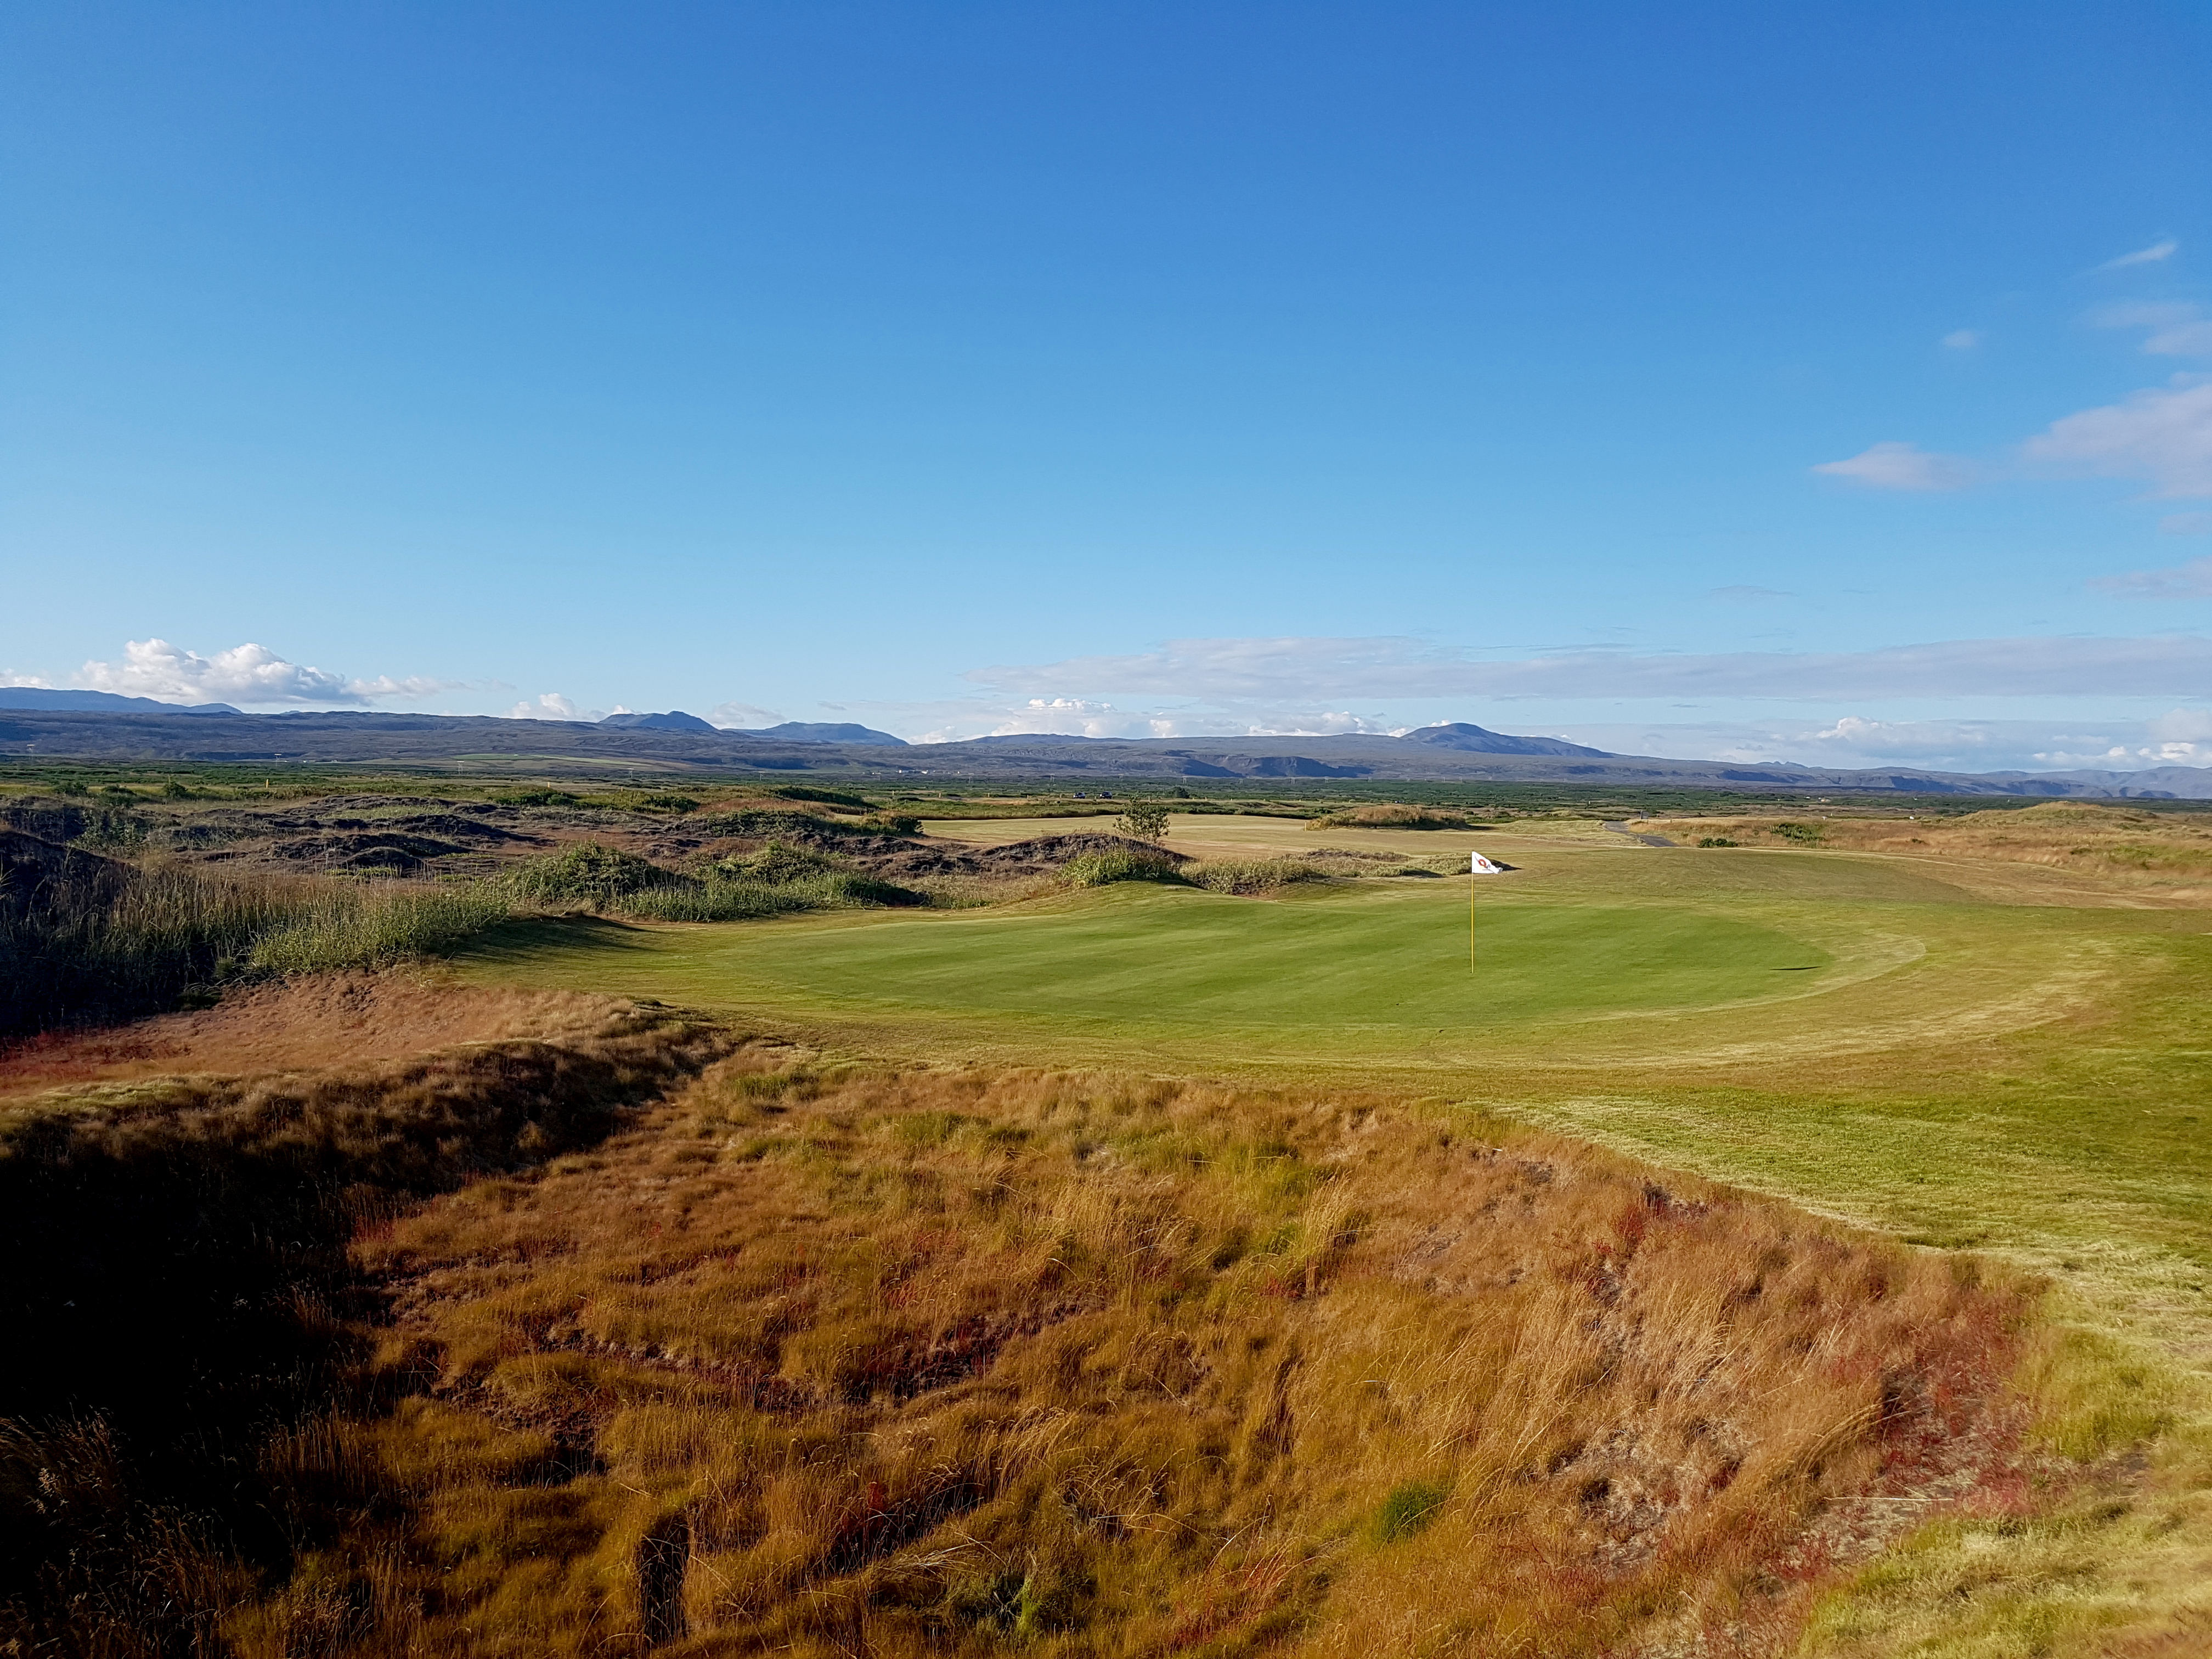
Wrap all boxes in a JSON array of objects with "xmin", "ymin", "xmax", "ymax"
[{"xmin": 466, "ymin": 881, "xmax": 1834, "ymax": 1032}]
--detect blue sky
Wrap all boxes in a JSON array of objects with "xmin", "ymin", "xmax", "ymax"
[{"xmin": 5, "ymin": 2, "xmax": 2212, "ymax": 771}]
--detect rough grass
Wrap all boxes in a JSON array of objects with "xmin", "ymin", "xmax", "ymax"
[
  {"xmin": 0, "ymin": 988, "xmax": 730, "ymax": 1656},
  {"xmin": 223, "ymin": 1056, "xmax": 2035, "ymax": 1658},
  {"xmin": 0, "ymin": 834, "xmax": 515, "ymax": 1032},
  {"xmin": 1184, "ymin": 856, "xmax": 1334, "ymax": 894},
  {"xmin": 1059, "ymin": 848, "xmax": 1188, "ymax": 887},
  {"xmin": 247, "ymin": 883, "xmax": 511, "ymax": 974},
  {"xmin": 499, "ymin": 839, "xmax": 928, "ymax": 922},
  {"xmin": 1651, "ymin": 803, "xmax": 2212, "ymax": 898},
  {"xmin": 1306, "ymin": 804, "xmax": 1476, "ymax": 830}
]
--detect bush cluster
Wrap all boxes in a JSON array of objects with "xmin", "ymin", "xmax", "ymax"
[
  {"xmin": 502, "ymin": 842, "xmax": 669, "ymax": 905},
  {"xmin": 500, "ymin": 838, "xmax": 924, "ymax": 922},
  {"xmin": 1186, "ymin": 858, "xmax": 1330, "ymax": 895},
  {"xmin": 1060, "ymin": 849, "xmax": 1188, "ymax": 887}
]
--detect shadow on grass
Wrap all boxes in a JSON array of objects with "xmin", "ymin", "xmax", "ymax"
[
  {"xmin": 0, "ymin": 1002, "xmax": 725, "ymax": 1654},
  {"xmin": 455, "ymin": 911, "xmax": 665, "ymax": 962}
]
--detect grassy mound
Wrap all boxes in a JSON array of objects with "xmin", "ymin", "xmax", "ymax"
[
  {"xmin": 1186, "ymin": 856, "xmax": 1334, "ymax": 894},
  {"xmin": 1060, "ymin": 847, "xmax": 1188, "ymax": 887},
  {"xmin": 1308, "ymin": 805, "xmax": 1475, "ymax": 830}
]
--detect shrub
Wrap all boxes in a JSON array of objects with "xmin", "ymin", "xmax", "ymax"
[
  {"xmin": 1187, "ymin": 859, "xmax": 1330, "ymax": 895},
  {"xmin": 1062, "ymin": 849, "xmax": 1187, "ymax": 887},
  {"xmin": 622, "ymin": 871, "xmax": 922, "ymax": 921},
  {"xmin": 696, "ymin": 809, "xmax": 907, "ymax": 842},
  {"xmin": 635, "ymin": 793, "xmax": 699, "ymax": 814},
  {"xmin": 503, "ymin": 843, "xmax": 671, "ymax": 906},
  {"xmin": 1697, "ymin": 836, "xmax": 1739, "ymax": 848},
  {"xmin": 1116, "ymin": 800, "xmax": 1171, "ymax": 842},
  {"xmin": 248, "ymin": 885, "xmax": 511, "ymax": 975},
  {"xmin": 1310, "ymin": 805, "xmax": 1472, "ymax": 830},
  {"xmin": 490, "ymin": 788, "xmax": 580, "ymax": 807},
  {"xmin": 711, "ymin": 840, "xmax": 839, "ymax": 883},
  {"xmin": 1771, "ymin": 822, "xmax": 1825, "ymax": 844}
]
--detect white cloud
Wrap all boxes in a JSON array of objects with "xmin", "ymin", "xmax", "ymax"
[
  {"xmin": 1808, "ymin": 715, "xmax": 1990, "ymax": 754},
  {"xmin": 1810, "ymin": 441, "xmax": 1973, "ymax": 491},
  {"xmin": 2161, "ymin": 512, "xmax": 2212, "ymax": 537},
  {"xmin": 1549, "ymin": 715, "xmax": 2212, "ymax": 774},
  {"xmin": 345, "ymin": 673, "xmax": 467, "ymax": 698},
  {"xmin": 708, "ymin": 700, "xmax": 786, "ymax": 730},
  {"xmin": 985, "ymin": 697, "xmax": 1131, "ymax": 738},
  {"xmin": 80, "ymin": 639, "xmax": 353, "ymax": 704},
  {"xmin": 2024, "ymin": 377, "xmax": 2212, "ymax": 498},
  {"xmin": 67, "ymin": 639, "xmax": 461, "ymax": 705},
  {"xmin": 2096, "ymin": 238, "xmax": 2179, "ymax": 271},
  {"xmin": 912, "ymin": 698, "xmax": 1191, "ymax": 743},
  {"xmin": 1240, "ymin": 710, "xmax": 1397, "ymax": 737},
  {"xmin": 1, "ymin": 672, "xmax": 53, "ymax": 688},
  {"xmin": 1941, "ymin": 330, "xmax": 1984, "ymax": 351},
  {"xmin": 2095, "ymin": 302, "xmax": 2212, "ymax": 358},
  {"xmin": 970, "ymin": 632, "xmax": 2212, "ymax": 703},
  {"xmin": 2091, "ymin": 556, "xmax": 2212, "ymax": 600},
  {"xmin": 505, "ymin": 692, "xmax": 601, "ymax": 721}
]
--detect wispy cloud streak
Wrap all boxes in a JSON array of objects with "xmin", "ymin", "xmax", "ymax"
[{"xmin": 970, "ymin": 633, "xmax": 2212, "ymax": 702}]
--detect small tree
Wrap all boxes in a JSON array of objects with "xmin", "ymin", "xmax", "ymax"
[{"xmin": 1116, "ymin": 799, "xmax": 1170, "ymax": 842}]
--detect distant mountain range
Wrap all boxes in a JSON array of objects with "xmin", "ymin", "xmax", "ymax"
[
  {"xmin": 0, "ymin": 687, "xmax": 242, "ymax": 716},
  {"xmin": 599, "ymin": 712, "xmax": 906, "ymax": 745},
  {"xmin": 2, "ymin": 704, "xmax": 2207, "ymax": 798}
]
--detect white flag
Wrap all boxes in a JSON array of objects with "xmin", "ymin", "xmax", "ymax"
[{"xmin": 1470, "ymin": 852, "xmax": 1502, "ymax": 874}]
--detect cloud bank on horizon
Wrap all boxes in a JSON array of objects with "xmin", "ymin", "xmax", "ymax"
[
  {"xmin": 20, "ymin": 625, "xmax": 2212, "ymax": 776},
  {"xmin": 10, "ymin": 639, "xmax": 464, "ymax": 706}
]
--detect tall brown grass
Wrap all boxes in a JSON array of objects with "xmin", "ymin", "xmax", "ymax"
[
  {"xmin": 215, "ymin": 1057, "xmax": 2036, "ymax": 1657},
  {"xmin": 0, "ymin": 831, "xmax": 513, "ymax": 1033},
  {"xmin": 1653, "ymin": 803, "xmax": 2212, "ymax": 895},
  {"xmin": 0, "ymin": 992, "xmax": 730, "ymax": 1656}
]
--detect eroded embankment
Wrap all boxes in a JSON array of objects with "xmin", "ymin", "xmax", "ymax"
[{"xmin": 0, "ymin": 981, "xmax": 730, "ymax": 1657}]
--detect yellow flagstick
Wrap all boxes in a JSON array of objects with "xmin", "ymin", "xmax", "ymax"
[{"xmin": 1469, "ymin": 851, "xmax": 1476, "ymax": 972}]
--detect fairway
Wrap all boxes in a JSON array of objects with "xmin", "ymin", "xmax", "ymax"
[{"xmin": 455, "ymin": 819, "xmax": 2109, "ymax": 1074}]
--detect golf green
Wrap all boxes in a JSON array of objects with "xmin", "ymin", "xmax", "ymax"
[
  {"xmin": 695, "ymin": 884, "xmax": 1826, "ymax": 1024},
  {"xmin": 459, "ymin": 878, "xmax": 1846, "ymax": 1042}
]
